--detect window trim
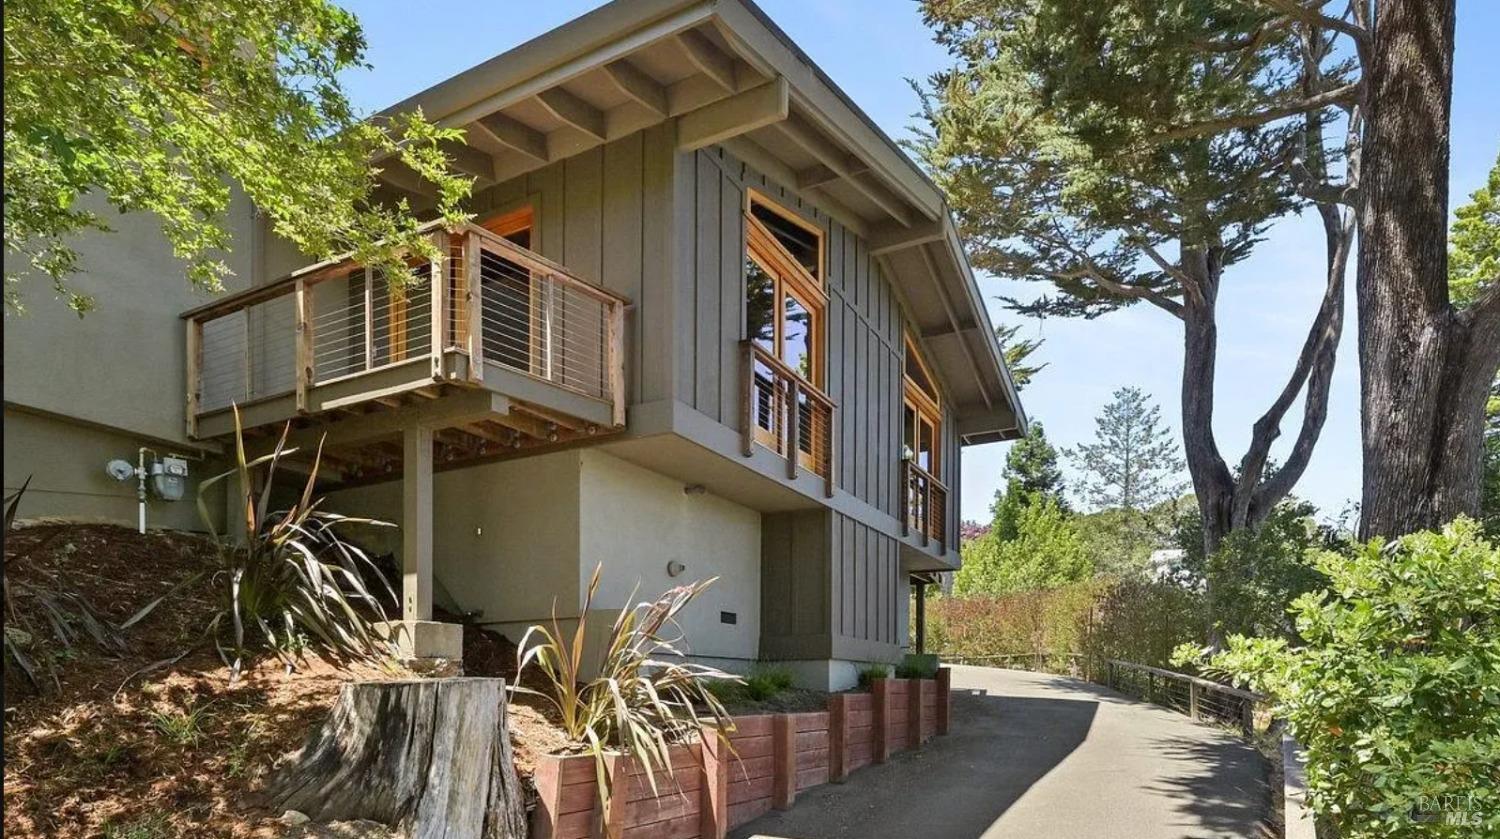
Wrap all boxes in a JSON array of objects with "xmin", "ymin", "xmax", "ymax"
[{"xmin": 747, "ymin": 188, "xmax": 824, "ymax": 291}]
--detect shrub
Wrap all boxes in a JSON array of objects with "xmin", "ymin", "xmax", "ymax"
[
  {"xmin": 518, "ymin": 564, "xmax": 739, "ymax": 808},
  {"xmin": 954, "ymin": 498, "xmax": 1090, "ymax": 595},
  {"xmin": 1194, "ymin": 518, "xmax": 1500, "ymax": 837},
  {"xmin": 856, "ymin": 664, "xmax": 890, "ymax": 688},
  {"xmin": 743, "ymin": 664, "xmax": 794, "ymax": 701},
  {"xmin": 197, "ymin": 409, "xmax": 397, "ymax": 678},
  {"xmin": 1079, "ymin": 577, "xmax": 1205, "ymax": 668},
  {"xmin": 894, "ymin": 660, "xmax": 936, "ymax": 679},
  {"xmin": 926, "ymin": 580, "xmax": 1100, "ymax": 661}
]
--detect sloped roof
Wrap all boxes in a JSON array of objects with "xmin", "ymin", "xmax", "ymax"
[{"xmin": 377, "ymin": 0, "xmax": 1027, "ymax": 442}]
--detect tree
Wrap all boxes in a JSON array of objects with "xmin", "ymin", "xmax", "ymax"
[
  {"xmin": 1070, "ymin": 387, "xmax": 1186, "ymax": 514},
  {"xmin": 996, "ymin": 322, "xmax": 1045, "ymax": 390},
  {"xmin": 915, "ymin": 0, "xmax": 1354, "ymax": 557},
  {"xmin": 4, "ymin": 0, "xmax": 472, "ymax": 314},
  {"xmin": 989, "ymin": 421, "xmax": 1066, "ymax": 541},
  {"xmin": 955, "ymin": 498, "xmax": 1090, "ymax": 595},
  {"xmin": 1354, "ymin": 2, "xmax": 1498, "ymax": 539}
]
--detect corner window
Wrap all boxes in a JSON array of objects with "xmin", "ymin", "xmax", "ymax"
[
  {"xmin": 746, "ymin": 192, "xmax": 827, "ymax": 467},
  {"xmin": 903, "ymin": 334, "xmax": 941, "ymax": 478}
]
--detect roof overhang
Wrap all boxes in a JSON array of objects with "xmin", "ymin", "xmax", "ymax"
[{"xmin": 374, "ymin": 0, "xmax": 1027, "ymax": 443}]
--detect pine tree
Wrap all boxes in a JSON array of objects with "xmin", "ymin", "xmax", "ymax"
[
  {"xmin": 989, "ymin": 422, "xmax": 1066, "ymax": 541},
  {"xmin": 1070, "ymin": 388, "xmax": 1186, "ymax": 513}
]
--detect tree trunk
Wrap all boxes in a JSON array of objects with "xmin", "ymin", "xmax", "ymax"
[
  {"xmin": 1354, "ymin": 0, "xmax": 1498, "ymax": 539},
  {"xmin": 1178, "ymin": 254, "xmax": 1235, "ymax": 558},
  {"xmin": 266, "ymin": 678, "xmax": 527, "ymax": 839}
]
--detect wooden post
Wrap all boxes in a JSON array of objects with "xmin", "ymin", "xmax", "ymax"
[
  {"xmin": 362, "ymin": 267, "xmax": 376, "ymax": 373},
  {"xmin": 771, "ymin": 714, "xmax": 796, "ymax": 810},
  {"xmin": 601, "ymin": 753, "xmax": 628, "ymax": 839},
  {"xmin": 900, "ymin": 461, "xmax": 911, "ymax": 537},
  {"xmin": 700, "ymin": 725, "xmax": 729, "ymax": 839},
  {"xmin": 295, "ymin": 278, "xmax": 313, "ymax": 413},
  {"xmin": 936, "ymin": 668, "xmax": 951, "ymax": 736},
  {"xmin": 1108, "ymin": 661, "xmax": 1116, "ymax": 690},
  {"xmin": 914, "ymin": 580, "xmax": 927, "ymax": 654},
  {"xmin": 465, "ymin": 232, "xmax": 485, "ymax": 383},
  {"xmin": 608, "ymin": 300, "xmax": 626, "ymax": 427},
  {"xmin": 907, "ymin": 679, "xmax": 923, "ymax": 749},
  {"xmin": 402, "ymin": 426, "xmax": 433, "ymax": 622},
  {"xmin": 872, "ymin": 678, "xmax": 891, "ymax": 764},
  {"xmin": 1189, "ymin": 682, "xmax": 1201, "ymax": 720},
  {"xmin": 740, "ymin": 343, "xmax": 755, "ymax": 457},
  {"xmin": 185, "ymin": 318, "xmax": 202, "ymax": 438},
  {"xmin": 532, "ymin": 756, "xmax": 565, "ymax": 839},
  {"xmin": 1241, "ymin": 699, "xmax": 1256, "ymax": 737},
  {"xmin": 430, "ymin": 234, "xmax": 447, "ymax": 379},
  {"xmin": 824, "ymin": 404, "xmax": 836, "ymax": 498},
  {"xmin": 827, "ymin": 694, "xmax": 850, "ymax": 782},
  {"xmin": 242, "ymin": 308, "xmax": 254, "ymax": 402},
  {"xmin": 785, "ymin": 378, "xmax": 800, "ymax": 479},
  {"xmin": 922, "ymin": 474, "xmax": 933, "ymax": 545}
]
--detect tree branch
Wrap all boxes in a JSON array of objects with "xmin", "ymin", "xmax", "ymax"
[
  {"xmin": 1258, "ymin": 0, "xmax": 1372, "ymax": 64},
  {"xmin": 1145, "ymin": 83, "xmax": 1361, "ymax": 145},
  {"xmin": 1246, "ymin": 207, "xmax": 1355, "ymax": 517}
]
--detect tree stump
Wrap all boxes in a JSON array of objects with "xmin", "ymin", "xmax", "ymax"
[{"xmin": 266, "ymin": 678, "xmax": 526, "ymax": 839}]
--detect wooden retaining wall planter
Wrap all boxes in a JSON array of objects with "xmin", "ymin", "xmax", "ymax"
[{"xmin": 533, "ymin": 669, "xmax": 953, "ymax": 839}]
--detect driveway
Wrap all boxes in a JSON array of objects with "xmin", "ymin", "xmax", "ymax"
[{"xmin": 730, "ymin": 665, "xmax": 1271, "ymax": 839}]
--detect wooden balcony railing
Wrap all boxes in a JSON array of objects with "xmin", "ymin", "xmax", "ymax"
[
  {"xmin": 183, "ymin": 222, "xmax": 627, "ymax": 436},
  {"xmin": 740, "ymin": 341, "xmax": 836, "ymax": 497},
  {"xmin": 902, "ymin": 460, "xmax": 948, "ymax": 547}
]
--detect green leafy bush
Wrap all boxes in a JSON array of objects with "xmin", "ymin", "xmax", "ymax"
[
  {"xmin": 1195, "ymin": 518, "xmax": 1500, "ymax": 837},
  {"xmin": 857, "ymin": 664, "xmax": 891, "ymax": 689},
  {"xmin": 894, "ymin": 660, "xmax": 936, "ymax": 679},
  {"xmin": 954, "ymin": 498, "xmax": 1091, "ymax": 595},
  {"xmin": 743, "ymin": 665, "xmax": 794, "ymax": 701}
]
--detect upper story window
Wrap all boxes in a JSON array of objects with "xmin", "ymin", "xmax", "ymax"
[
  {"xmin": 903, "ymin": 333, "xmax": 941, "ymax": 478},
  {"xmin": 745, "ymin": 191, "xmax": 829, "ymax": 470},
  {"xmin": 745, "ymin": 191, "xmax": 826, "ymax": 385}
]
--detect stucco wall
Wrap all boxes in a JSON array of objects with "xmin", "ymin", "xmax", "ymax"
[
  {"xmin": 4, "ymin": 192, "xmax": 259, "ymax": 449},
  {"xmin": 578, "ymin": 450, "xmax": 761, "ymax": 663},
  {"xmin": 320, "ymin": 450, "xmax": 582, "ymax": 643},
  {"xmin": 2, "ymin": 407, "xmax": 225, "ymax": 532}
]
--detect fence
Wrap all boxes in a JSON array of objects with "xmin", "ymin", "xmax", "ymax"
[
  {"xmin": 740, "ymin": 340, "xmax": 836, "ymax": 496},
  {"xmin": 533, "ymin": 672, "xmax": 952, "ymax": 839}
]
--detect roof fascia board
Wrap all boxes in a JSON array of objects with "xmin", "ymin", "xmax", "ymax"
[
  {"xmin": 378, "ymin": 0, "xmax": 715, "ymax": 130},
  {"xmin": 940, "ymin": 222, "xmax": 1029, "ymax": 435},
  {"xmin": 712, "ymin": 0, "xmax": 943, "ymax": 221}
]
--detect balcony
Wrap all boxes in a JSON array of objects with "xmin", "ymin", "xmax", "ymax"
[
  {"xmin": 182, "ymin": 222, "xmax": 628, "ymax": 478},
  {"xmin": 902, "ymin": 460, "xmax": 948, "ymax": 549},
  {"xmin": 739, "ymin": 341, "xmax": 837, "ymax": 497}
]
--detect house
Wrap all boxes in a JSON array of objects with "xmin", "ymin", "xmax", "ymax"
[{"xmin": 1, "ymin": 0, "xmax": 1026, "ymax": 689}]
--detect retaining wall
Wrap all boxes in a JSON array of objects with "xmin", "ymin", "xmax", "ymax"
[{"xmin": 533, "ymin": 670, "xmax": 952, "ymax": 839}]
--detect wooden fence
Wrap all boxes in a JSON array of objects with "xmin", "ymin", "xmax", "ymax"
[{"xmin": 533, "ymin": 671, "xmax": 952, "ymax": 839}]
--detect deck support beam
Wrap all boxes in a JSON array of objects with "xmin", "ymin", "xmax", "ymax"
[{"xmin": 402, "ymin": 425, "xmax": 434, "ymax": 622}]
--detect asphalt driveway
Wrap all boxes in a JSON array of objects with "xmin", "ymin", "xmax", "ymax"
[{"xmin": 731, "ymin": 665, "xmax": 1271, "ymax": 839}]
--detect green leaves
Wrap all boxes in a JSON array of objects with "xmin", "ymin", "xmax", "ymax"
[
  {"xmin": 1449, "ymin": 151, "xmax": 1499, "ymax": 308},
  {"xmin": 1205, "ymin": 519, "xmax": 1500, "ymax": 837},
  {"xmin": 3, "ymin": 0, "xmax": 474, "ymax": 314}
]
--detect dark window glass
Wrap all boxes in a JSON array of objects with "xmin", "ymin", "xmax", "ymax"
[{"xmin": 751, "ymin": 202, "xmax": 819, "ymax": 280}]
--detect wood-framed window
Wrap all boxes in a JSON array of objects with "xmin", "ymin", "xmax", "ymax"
[
  {"xmin": 903, "ymin": 333, "xmax": 942, "ymax": 478},
  {"xmin": 745, "ymin": 191, "xmax": 827, "ymax": 468}
]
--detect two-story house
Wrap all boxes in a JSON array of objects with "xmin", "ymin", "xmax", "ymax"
[{"xmin": 2, "ymin": 0, "xmax": 1026, "ymax": 689}]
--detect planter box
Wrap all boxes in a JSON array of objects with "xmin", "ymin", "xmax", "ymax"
[{"xmin": 532, "ymin": 669, "xmax": 953, "ymax": 839}]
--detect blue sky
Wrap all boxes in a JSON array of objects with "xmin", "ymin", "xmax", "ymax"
[{"xmin": 341, "ymin": 0, "xmax": 1500, "ymax": 524}]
